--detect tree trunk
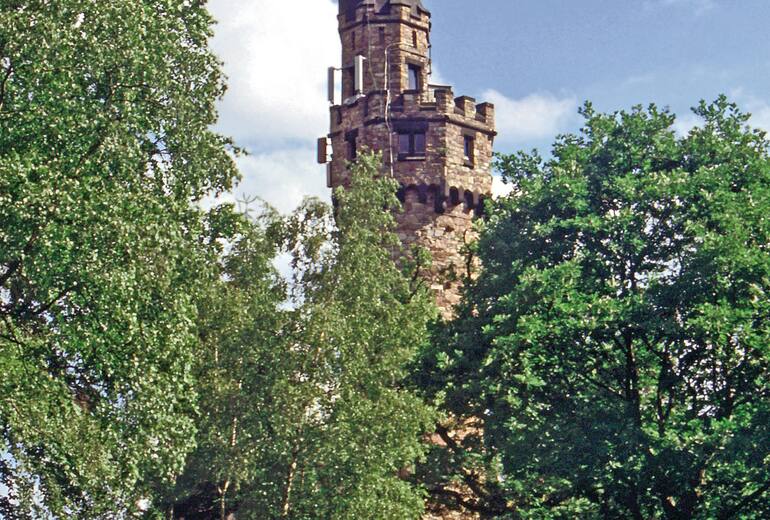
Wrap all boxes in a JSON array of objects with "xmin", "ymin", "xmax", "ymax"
[
  {"xmin": 625, "ymin": 487, "xmax": 644, "ymax": 520},
  {"xmin": 219, "ymin": 480, "xmax": 230, "ymax": 520},
  {"xmin": 281, "ymin": 449, "xmax": 300, "ymax": 519}
]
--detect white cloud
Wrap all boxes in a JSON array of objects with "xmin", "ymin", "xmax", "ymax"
[
  {"xmin": 205, "ymin": 0, "xmax": 338, "ymax": 214},
  {"xmin": 491, "ymin": 174, "xmax": 513, "ymax": 198},
  {"xmin": 742, "ymin": 98, "xmax": 770, "ymax": 132},
  {"xmin": 209, "ymin": 0, "xmax": 339, "ymax": 146},
  {"xmin": 673, "ymin": 112, "xmax": 701, "ymax": 136},
  {"xmin": 223, "ymin": 148, "xmax": 331, "ymax": 216},
  {"xmin": 718, "ymin": 88, "xmax": 770, "ymax": 133},
  {"xmin": 481, "ymin": 90, "xmax": 578, "ymax": 145}
]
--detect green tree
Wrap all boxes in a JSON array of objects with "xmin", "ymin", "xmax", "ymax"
[
  {"xmin": 161, "ymin": 154, "xmax": 437, "ymax": 520},
  {"xmin": 420, "ymin": 98, "xmax": 770, "ymax": 519},
  {"xmin": 0, "ymin": 0, "xmax": 238, "ymax": 516},
  {"xmin": 155, "ymin": 207, "xmax": 285, "ymax": 520}
]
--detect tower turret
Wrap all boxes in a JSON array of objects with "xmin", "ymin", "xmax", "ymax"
[{"xmin": 320, "ymin": 0, "xmax": 495, "ymax": 312}]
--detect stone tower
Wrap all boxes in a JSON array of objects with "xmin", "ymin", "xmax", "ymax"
[{"xmin": 320, "ymin": 0, "xmax": 496, "ymax": 313}]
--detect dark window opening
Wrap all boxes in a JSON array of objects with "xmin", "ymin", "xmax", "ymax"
[
  {"xmin": 414, "ymin": 132, "xmax": 425, "ymax": 153},
  {"xmin": 412, "ymin": 30, "xmax": 418, "ymax": 47},
  {"xmin": 351, "ymin": 31, "xmax": 356, "ymax": 49},
  {"xmin": 398, "ymin": 133, "xmax": 410, "ymax": 154},
  {"xmin": 417, "ymin": 185, "xmax": 428, "ymax": 203},
  {"xmin": 464, "ymin": 135, "xmax": 475, "ymax": 166},
  {"xmin": 343, "ymin": 68, "xmax": 354, "ymax": 99},
  {"xmin": 379, "ymin": 27, "xmax": 385, "ymax": 45},
  {"xmin": 396, "ymin": 186, "xmax": 406, "ymax": 204},
  {"xmin": 346, "ymin": 133, "xmax": 357, "ymax": 161},
  {"xmin": 464, "ymin": 190, "xmax": 475, "ymax": 209},
  {"xmin": 434, "ymin": 189, "xmax": 445, "ymax": 214},
  {"xmin": 449, "ymin": 187, "xmax": 460, "ymax": 205},
  {"xmin": 397, "ymin": 130, "xmax": 426, "ymax": 158},
  {"xmin": 475, "ymin": 196, "xmax": 486, "ymax": 217},
  {"xmin": 407, "ymin": 64, "xmax": 421, "ymax": 91}
]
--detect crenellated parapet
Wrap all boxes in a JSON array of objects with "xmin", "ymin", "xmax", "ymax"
[
  {"xmin": 328, "ymin": 85, "xmax": 495, "ymax": 207},
  {"xmin": 321, "ymin": 0, "xmax": 494, "ymax": 316},
  {"xmin": 395, "ymin": 182, "xmax": 488, "ymax": 216}
]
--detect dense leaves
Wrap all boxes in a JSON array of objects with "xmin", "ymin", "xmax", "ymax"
[
  {"xmin": 8, "ymin": 1, "xmax": 769, "ymax": 519},
  {"xmin": 0, "ymin": 0, "xmax": 238, "ymax": 516},
  {"xmin": 421, "ymin": 98, "xmax": 770, "ymax": 519},
  {"xmin": 1, "ymin": 1, "xmax": 435, "ymax": 516},
  {"xmin": 159, "ymin": 154, "xmax": 436, "ymax": 520}
]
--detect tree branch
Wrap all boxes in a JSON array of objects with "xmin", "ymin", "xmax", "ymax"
[
  {"xmin": 0, "ymin": 315, "xmax": 23, "ymax": 351},
  {"xmin": 0, "ymin": 60, "xmax": 12, "ymax": 113},
  {"xmin": 1, "ymin": 234, "xmax": 38, "ymax": 287},
  {"xmin": 72, "ymin": 133, "xmax": 107, "ymax": 178},
  {"xmin": 427, "ymin": 486, "xmax": 510, "ymax": 515},
  {"xmin": 20, "ymin": 285, "xmax": 75, "ymax": 319},
  {"xmin": 623, "ymin": 331, "xmax": 643, "ymax": 426},
  {"xmin": 280, "ymin": 445, "xmax": 300, "ymax": 519},
  {"xmin": 433, "ymin": 422, "xmax": 506, "ymax": 512},
  {"xmin": 717, "ymin": 479, "xmax": 770, "ymax": 520},
  {"xmin": 575, "ymin": 369, "xmax": 627, "ymax": 401},
  {"xmin": 0, "ymin": 334, "xmax": 23, "ymax": 351},
  {"xmin": 0, "ymin": 259, "xmax": 21, "ymax": 288}
]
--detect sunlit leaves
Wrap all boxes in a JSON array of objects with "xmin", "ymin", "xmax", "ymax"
[
  {"xmin": 0, "ymin": 0, "xmax": 238, "ymax": 516},
  {"xmin": 162, "ymin": 155, "xmax": 435, "ymax": 519},
  {"xmin": 422, "ymin": 98, "xmax": 770, "ymax": 519}
]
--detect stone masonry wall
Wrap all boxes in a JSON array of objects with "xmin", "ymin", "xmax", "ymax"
[
  {"xmin": 329, "ymin": 87, "xmax": 494, "ymax": 315},
  {"xmin": 325, "ymin": 2, "xmax": 495, "ymax": 516}
]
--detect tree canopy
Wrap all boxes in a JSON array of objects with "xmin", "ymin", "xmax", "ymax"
[
  {"xmin": 1, "ymin": 0, "xmax": 436, "ymax": 516},
  {"xmin": 419, "ymin": 98, "xmax": 770, "ymax": 519},
  {"xmin": 0, "ymin": 0, "xmax": 238, "ymax": 516},
  {"xmin": 159, "ymin": 154, "xmax": 436, "ymax": 520},
  {"xmin": 4, "ymin": 1, "xmax": 769, "ymax": 519}
]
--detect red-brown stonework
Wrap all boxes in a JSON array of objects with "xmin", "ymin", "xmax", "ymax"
[
  {"xmin": 320, "ymin": 6, "xmax": 496, "ymax": 520},
  {"xmin": 322, "ymin": 3, "xmax": 493, "ymax": 518},
  {"xmin": 324, "ymin": 0, "xmax": 495, "ymax": 317}
]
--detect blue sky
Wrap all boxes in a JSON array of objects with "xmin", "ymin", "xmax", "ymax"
[
  {"xmin": 432, "ymin": 0, "xmax": 770, "ymax": 152},
  {"xmin": 207, "ymin": 0, "xmax": 770, "ymax": 207}
]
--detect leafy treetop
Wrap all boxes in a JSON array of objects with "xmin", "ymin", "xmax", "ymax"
[{"xmin": 419, "ymin": 97, "xmax": 770, "ymax": 519}]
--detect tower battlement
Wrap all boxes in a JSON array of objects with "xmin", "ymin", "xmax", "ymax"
[{"xmin": 320, "ymin": 0, "xmax": 495, "ymax": 312}]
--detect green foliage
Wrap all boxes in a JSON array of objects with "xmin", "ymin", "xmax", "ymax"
[
  {"xmin": 420, "ymin": 98, "xmax": 770, "ymax": 519},
  {"xmin": 161, "ymin": 154, "xmax": 436, "ymax": 519},
  {"xmin": 0, "ymin": 0, "xmax": 238, "ymax": 516}
]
